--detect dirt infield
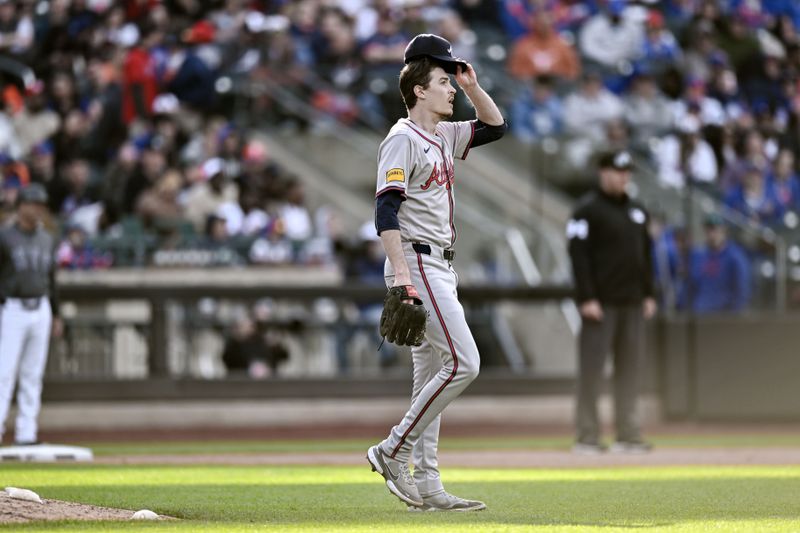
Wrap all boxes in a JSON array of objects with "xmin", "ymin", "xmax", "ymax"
[
  {"xmin": 0, "ymin": 491, "xmax": 147, "ymax": 524},
  {"xmin": 94, "ymin": 447, "xmax": 800, "ymax": 468}
]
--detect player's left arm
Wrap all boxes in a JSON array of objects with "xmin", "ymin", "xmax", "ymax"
[
  {"xmin": 451, "ymin": 63, "xmax": 507, "ymax": 159},
  {"xmin": 456, "ymin": 63, "xmax": 504, "ymax": 126}
]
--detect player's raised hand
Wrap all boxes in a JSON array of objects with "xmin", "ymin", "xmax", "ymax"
[{"xmin": 455, "ymin": 64, "xmax": 478, "ymax": 90}]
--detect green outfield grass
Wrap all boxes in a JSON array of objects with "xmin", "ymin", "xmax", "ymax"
[
  {"xmin": 81, "ymin": 432, "xmax": 800, "ymax": 457},
  {"xmin": 3, "ymin": 464, "xmax": 800, "ymax": 532}
]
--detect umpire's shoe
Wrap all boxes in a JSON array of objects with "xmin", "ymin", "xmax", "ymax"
[
  {"xmin": 408, "ymin": 491, "xmax": 487, "ymax": 512},
  {"xmin": 367, "ymin": 445, "xmax": 423, "ymax": 507}
]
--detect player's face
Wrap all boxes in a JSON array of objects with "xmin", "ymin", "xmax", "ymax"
[{"xmin": 421, "ymin": 67, "xmax": 456, "ymax": 118}]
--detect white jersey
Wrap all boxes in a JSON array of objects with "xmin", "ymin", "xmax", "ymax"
[{"xmin": 376, "ymin": 118, "xmax": 475, "ymax": 249}]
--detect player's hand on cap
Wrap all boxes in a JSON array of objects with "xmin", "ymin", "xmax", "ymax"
[{"xmin": 455, "ymin": 64, "xmax": 478, "ymax": 91}]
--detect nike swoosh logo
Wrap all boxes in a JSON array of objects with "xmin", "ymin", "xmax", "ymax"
[
  {"xmin": 424, "ymin": 146, "xmax": 431, "ymax": 153},
  {"xmin": 384, "ymin": 461, "xmax": 399, "ymax": 480}
]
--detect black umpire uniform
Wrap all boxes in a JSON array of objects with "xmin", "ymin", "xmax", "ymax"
[{"xmin": 567, "ymin": 150, "xmax": 655, "ymax": 451}]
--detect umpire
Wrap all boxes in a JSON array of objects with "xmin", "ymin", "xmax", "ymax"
[
  {"xmin": 567, "ymin": 150, "xmax": 656, "ymax": 454},
  {"xmin": 0, "ymin": 183, "xmax": 62, "ymax": 446}
]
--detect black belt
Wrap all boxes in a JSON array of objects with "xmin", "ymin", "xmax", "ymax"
[{"xmin": 412, "ymin": 243, "xmax": 456, "ymax": 261}]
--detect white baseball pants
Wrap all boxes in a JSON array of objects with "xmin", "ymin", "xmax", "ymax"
[
  {"xmin": 381, "ymin": 244, "xmax": 480, "ymax": 496},
  {"xmin": 0, "ymin": 299, "xmax": 52, "ymax": 443}
]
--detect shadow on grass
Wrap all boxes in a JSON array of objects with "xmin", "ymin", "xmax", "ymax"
[{"xmin": 5, "ymin": 476, "xmax": 798, "ymax": 530}]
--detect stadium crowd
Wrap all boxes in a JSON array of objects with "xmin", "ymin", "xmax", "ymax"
[{"xmin": 0, "ymin": 0, "xmax": 799, "ymax": 314}]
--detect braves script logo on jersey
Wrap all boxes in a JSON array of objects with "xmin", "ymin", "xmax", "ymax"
[{"xmin": 420, "ymin": 162, "xmax": 454, "ymax": 191}]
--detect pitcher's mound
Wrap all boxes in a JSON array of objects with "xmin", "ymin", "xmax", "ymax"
[{"xmin": 0, "ymin": 491, "xmax": 162, "ymax": 523}]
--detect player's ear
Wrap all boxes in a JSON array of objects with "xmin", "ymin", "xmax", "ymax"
[{"xmin": 413, "ymin": 84, "xmax": 426, "ymax": 100}]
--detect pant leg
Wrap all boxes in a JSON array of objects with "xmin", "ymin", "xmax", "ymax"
[
  {"xmin": 575, "ymin": 307, "xmax": 617, "ymax": 444},
  {"xmin": 0, "ymin": 303, "xmax": 29, "ymax": 442},
  {"xmin": 612, "ymin": 305, "xmax": 644, "ymax": 442},
  {"xmin": 381, "ymin": 252, "xmax": 480, "ymax": 463},
  {"xmin": 14, "ymin": 302, "xmax": 52, "ymax": 443},
  {"xmin": 410, "ymin": 338, "xmax": 445, "ymax": 497}
]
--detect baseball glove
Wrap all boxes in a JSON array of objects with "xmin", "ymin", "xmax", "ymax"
[{"xmin": 380, "ymin": 285, "xmax": 427, "ymax": 346}]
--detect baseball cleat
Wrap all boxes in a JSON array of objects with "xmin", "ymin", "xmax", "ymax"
[
  {"xmin": 408, "ymin": 491, "xmax": 486, "ymax": 512},
  {"xmin": 367, "ymin": 445, "xmax": 423, "ymax": 507}
]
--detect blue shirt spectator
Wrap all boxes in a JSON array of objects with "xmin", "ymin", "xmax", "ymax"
[
  {"xmin": 685, "ymin": 216, "xmax": 750, "ymax": 313},
  {"xmin": 767, "ymin": 149, "xmax": 800, "ymax": 216},
  {"xmin": 510, "ymin": 76, "xmax": 563, "ymax": 143},
  {"xmin": 724, "ymin": 165, "xmax": 783, "ymax": 226}
]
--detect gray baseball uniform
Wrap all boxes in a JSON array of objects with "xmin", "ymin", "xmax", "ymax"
[
  {"xmin": 376, "ymin": 118, "xmax": 480, "ymax": 497},
  {"xmin": 0, "ymin": 222, "xmax": 57, "ymax": 444}
]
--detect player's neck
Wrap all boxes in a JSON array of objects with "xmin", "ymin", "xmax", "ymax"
[{"xmin": 407, "ymin": 108, "xmax": 441, "ymax": 135}]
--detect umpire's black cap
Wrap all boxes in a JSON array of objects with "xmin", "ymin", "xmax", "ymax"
[
  {"xmin": 404, "ymin": 34, "xmax": 468, "ymax": 75},
  {"xmin": 598, "ymin": 150, "xmax": 634, "ymax": 171},
  {"xmin": 18, "ymin": 183, "xmax": 48, "ymax": 205}
]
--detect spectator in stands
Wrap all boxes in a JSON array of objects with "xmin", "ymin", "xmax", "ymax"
[
  {"xmin": 217, "ymin": 191, "xmax": 269, "ymax": 237},
  {"xmin": 83, "ymin": 56, "xmax": 126, "ymax": 164},
  {"xmin": 672, "ymin": 78, "xmax": 727, "ymax": 127},
  {"xmin": 650, "ymin": 214, "xmax": 685, "ymax": 313},
  {"xmin": 121, "ymin": 26, "xmax": 160, "ymax": 126},
  {"xmin": 58, "ymin": 159, "xmax": 95, "ymax": 218},
  {"xmin": 564, "ymin": 72, "xmax": 624, "ymax": 145},
  {"xmin": 135, "ymin": 169, "xmax": 185, "ymax": 230},
  {"xmin": 510, "ymin": 75, "xmax": 563, "ymax": 143},
  {"xmin": 249, "ymin": 219, "xmax": 293, "ymax": 265},
  {"xmin": 184, "ymin": 157, "xmax": 239, "ymax": 232},
  {"xmin": 684, "ymin": 214, "xmax": 750, "ymax": 313},
  {"xmin": 56, "ymin": 224, "xmax": 112, "ymax": 270},
  {"xmin": 0, "ymin": 0, "xmax": 33, "ymax": 56},
  {"xmin": 716, "ymin": 13, "xmax": 761, "ymax": 80},
  {"xmin": 507, "ymin": 9, "xmax": 580, "ymax": 82},
  {"xmin": 222, "ymin": 315, "xmax": 289, "ymax": 379},
  {"xmin": 163, "ymin": 22, "xmax": 219, "ymax": 111},
  {"xmin": 724, "ymin": 163, "xmax": 782, "ymax": 225},
  {"xmin": 11, "ymin": 81, "xmax": 60, "ymax": 157},
  {"xmin": 278, "ymin": 177, "xmax": 312, "ymax": 248},
  {"xmin": 721, "ymin": 128, "xmax": 771, "ymax": 189},
  {"xmin": 655, "ymin": 115, "xmax": 718, "ymax": 189},
  {"xmin": 706, "ymin": 59, "xmax": 745, "ymax": 121},
  {"xmin": 768, "ymin": 148, "xmax": 800, "ymax": 216},
  {"xmin": 624, "ymin": 72, "xmax": 673, "ymax": 146},
  {"xmin": 578, "ymin": 0, "xmax": 643, "ymax": 73},
  {"xmin": 681, "ymin": 17, "xmax": 723, "ymax": 83},
  {"xmin": 637, "ymin": 10, "xmax": 682, "ymax": 75},
  {"xmin": 361, "ymin": 8, "xmax": 409, "ymax": 123}
]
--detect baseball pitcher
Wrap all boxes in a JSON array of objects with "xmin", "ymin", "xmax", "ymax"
[{"xmin": 367, "ymin": 34, "xmax": 507, "ymax": 511}]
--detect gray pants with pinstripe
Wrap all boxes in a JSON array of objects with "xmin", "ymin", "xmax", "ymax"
[
  {"xmin": 576, "ymin": 304, "xmax": 645, "ymax": 444},
  {"xmin": 380, "ymin": 245, "xmax": 480, "ymax": 497}
]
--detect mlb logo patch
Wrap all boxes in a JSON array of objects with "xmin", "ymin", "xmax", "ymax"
[{"xmin": 386, "ymin": 168, "xmax": 405, "ymax": 183}]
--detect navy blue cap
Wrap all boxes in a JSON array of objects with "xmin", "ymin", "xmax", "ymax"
[{"xmin": 404, "ymin": 34, "xmax": 467, "ymax": 75}]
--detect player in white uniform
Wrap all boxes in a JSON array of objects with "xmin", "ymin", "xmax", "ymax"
[{"xmin": 366, "ymin": 34, "xmax": 507, "ymax": 511}]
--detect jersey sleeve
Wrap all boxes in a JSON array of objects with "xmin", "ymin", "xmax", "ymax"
[
  {"xmin": 438, "ymin": 120, "xmax": 476, "ymax": 160},
  {"xmin": 376, "ymin": 134, "xmax": 414, "ymax": 198}
]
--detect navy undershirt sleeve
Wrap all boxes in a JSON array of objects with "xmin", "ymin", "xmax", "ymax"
[
  {"xmin": 375, "ymin": 189, "xmax": 406, "ymax": 235},
  {"xmin": 470, "ymin": 119, "xmax": 508, "ymax": 148}
]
